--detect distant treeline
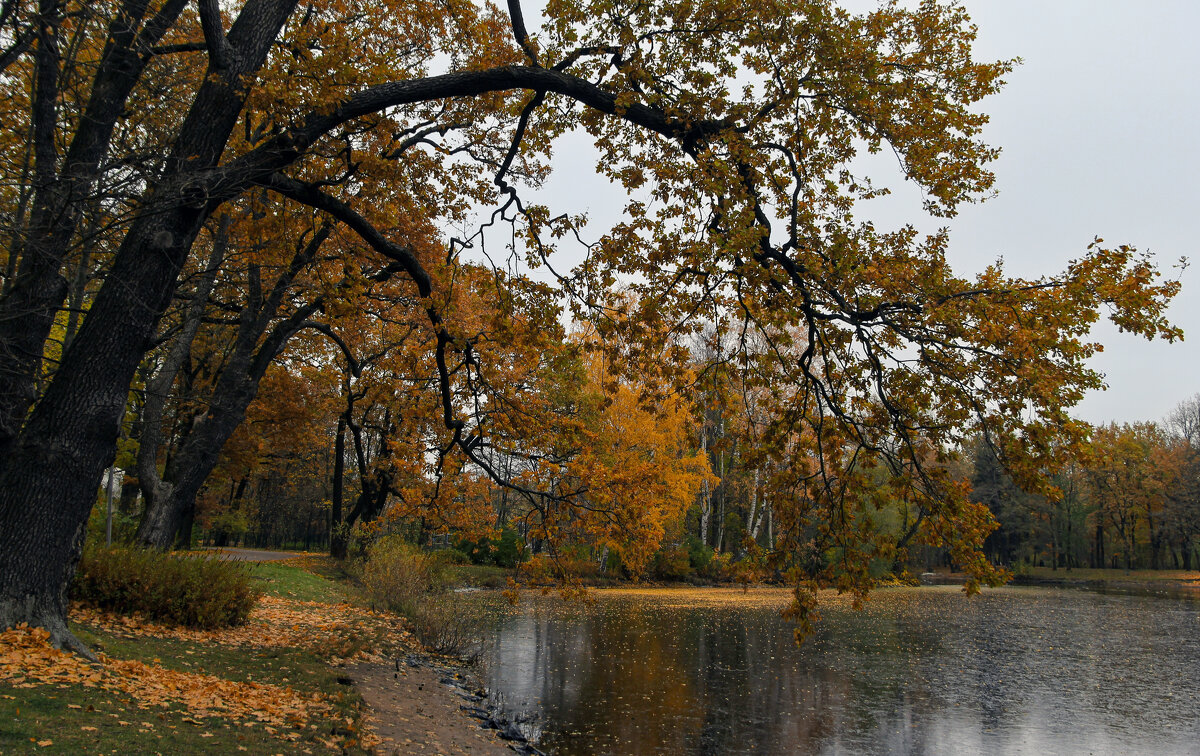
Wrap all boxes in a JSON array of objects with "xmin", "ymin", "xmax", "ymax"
[{"xmin": 972, "ymin": 396, "xmax": 1200, "ymax": 571}]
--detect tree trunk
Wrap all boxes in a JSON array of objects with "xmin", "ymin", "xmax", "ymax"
[
  {"xmin": 0, "ymin": 0, "xmax": 300, "ymax": 644},
  {"xmin": 699, "ymin": 428, "xmax": 711, "ymax": 546},
  {"xmin": 118, "ymin": 476, "xmax": 141, "ymax": 516},
  {"xmin": 0, "ymin": 195, "xmax": 214, "ymax": 648},
  {"xmin": 747, "ymin": 468, "xmax": 760, "ymax": 542},
  {"xmin": 0, "ymin": 497, "xmax": 94, "ymax": 658},
  {"xmin": 330, "ymin": 417, "xmax": 347, "ymax": 559},
  {"xmin": 137, "ymin": 222, "xmax": 328, "ymax": 549}
]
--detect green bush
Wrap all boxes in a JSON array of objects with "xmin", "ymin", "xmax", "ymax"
[
  {"xmin": 684, "ymin": 535, "xmax": 714, "ymax": 574},
  {"xmin": 454, "ymin": 528, "xmax": 526, "ymax": 568},
  {"xmin": 492, "ymin": 528, "xmax": 526, "ymax": 568},
  {"xmin": 74, "ymin": 545, "xmax": 260, "ymax": 628},
  {"xmin": 360, "ymin": 536, "xmax": 483, "ymax": 658},
  {"xmin": 359, "ymin": 536, "xmax": 445, "ymax": 615}
]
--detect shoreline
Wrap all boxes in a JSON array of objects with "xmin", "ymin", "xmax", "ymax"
[{"xmin": 346, "ymin": 652, "xmax": 539, "ymax": 755}]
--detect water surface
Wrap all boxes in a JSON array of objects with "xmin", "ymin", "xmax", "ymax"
[{"xmin": 480, "ymin": 586, "xmax": 1200, "ymax": 755}]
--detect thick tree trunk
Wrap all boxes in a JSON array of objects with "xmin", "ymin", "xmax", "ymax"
[
  {"xmin": 0, "ymin": 0, "xmax": 300, "ymax": 644},
  {"xmin": 137, "ymin": 223, "xmax": 328, "ymax": 549},
  {"xmin": 0, "ymin": 473, "xmax": 94, "ymax": 658},
  {"xmin": 0, "ymin": 201, "xmax": 209, "ymax": 648}
]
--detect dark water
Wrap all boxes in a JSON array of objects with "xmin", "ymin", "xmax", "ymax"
[{"xmin": 478, "ymin": 586, "xmax": 1200, "ymax": 755}]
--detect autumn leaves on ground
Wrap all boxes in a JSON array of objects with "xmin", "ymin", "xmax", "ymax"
[{"xmin": 0, "ymin": 556, "xmax": 464, "ymax": 755}]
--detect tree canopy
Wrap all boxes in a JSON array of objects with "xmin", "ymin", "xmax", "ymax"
[{"xmin": 0, "ymin": 0, "xmax": 1182, "ymax": 650}]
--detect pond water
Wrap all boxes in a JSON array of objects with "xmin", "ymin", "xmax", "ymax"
[{"xmin": 478, "ymin": 585, "xmax": 1200, "ymax": 755}]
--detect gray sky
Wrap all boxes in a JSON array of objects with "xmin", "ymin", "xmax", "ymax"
[
  {"xmin": 526, "ymin": 1, "xmax": 1198, "ymax": 426},
  {"xmin": 925, "ymin": 0, "xmax": 1198, "ymax": 425}
]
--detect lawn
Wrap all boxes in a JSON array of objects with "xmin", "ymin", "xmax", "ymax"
[{"xmin": 0, "ymin": 559, "xmax": 410, "ymax": 755}]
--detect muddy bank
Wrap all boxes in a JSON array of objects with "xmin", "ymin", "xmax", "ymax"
[{"xmin": 348, "ymin": 653, "xmax": 542, "ymax": 755}]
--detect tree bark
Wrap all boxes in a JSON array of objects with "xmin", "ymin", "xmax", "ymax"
[
  {"xmin": 137, "ymin": 223, "xmax": 329, "ymax": 548},
  {"xmin": 330, "ymin": 417, "xmax": 347, "ymax": 559}
]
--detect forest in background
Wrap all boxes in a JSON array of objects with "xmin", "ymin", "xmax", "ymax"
[{"xmin": 94, "ymin": 272, "xmax": 1200, "ymax": 579}]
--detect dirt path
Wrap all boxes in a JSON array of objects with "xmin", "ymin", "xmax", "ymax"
[{"xmin": 347, "ymin": 660, "xmax": 515, "ymax": 755}]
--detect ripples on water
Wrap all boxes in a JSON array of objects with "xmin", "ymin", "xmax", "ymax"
[{"xmin": 478, "ymin": 586, "xmax": 1200, "ymax": 755}]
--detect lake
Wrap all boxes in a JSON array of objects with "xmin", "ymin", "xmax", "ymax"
[{"xmin": 478, "ymin": 585, "xmax": 1200, "ymax": 755}]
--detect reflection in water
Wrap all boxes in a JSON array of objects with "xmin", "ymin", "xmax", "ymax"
[{"xmin": 479, "ymin": 586, "xmax": 1200, "ymax": 755}]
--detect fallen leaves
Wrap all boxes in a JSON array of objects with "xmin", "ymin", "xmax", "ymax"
[
  {"xmin": 69, "ymin": 596, "xmax": 417, "ymax": 662},
  {"xmin": 0, "ymin": 624, "xmax": 331, "ymax": 728},
  {"xmin": 4, "ymin": 575, "xmax": 423, "ymax": 753}
]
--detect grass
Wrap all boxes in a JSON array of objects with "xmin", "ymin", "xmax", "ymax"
[
  {"xmin": 1, "ymin": 558, "xmax": 376, "ymax": 755},
  {"xmin": 1018, "ymin": 566, "xmax": 1200, "ymax": 583},
  {"xmin": 0, "ymin": 637, "xmax": 367, "ymax": 755},
  {"xmin": 249, "ymin": 559, "xmax": 359, "ymax": 603},
  {"xmin": 0, "ymin": 675, "xmax": 358, "ymax": 755}
]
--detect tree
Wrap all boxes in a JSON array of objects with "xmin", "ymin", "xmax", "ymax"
[
  {"xmin": 1084, "ymin": 423, "xmax": 1176, "ymax": 570},
  {"xmin": 1162, "ymin": 395, "xmax": 1200, "ymax": 568},
  {"xmin": 0, "ymin": 0, "xmax": 1183, "ymax": 651},
  {"xmin": 132, "ymin": 201, "xmax": 409, "ymax": 549}
]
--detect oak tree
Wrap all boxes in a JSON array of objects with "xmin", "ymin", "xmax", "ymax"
[{"xmin": 0, "ymin": 0, "xmax": 1182, "ymax": 651}]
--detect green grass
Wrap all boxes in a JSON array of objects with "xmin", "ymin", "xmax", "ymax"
[
  {"xmin": 1, "ymin": 558, "xmax": 373, "ymax": 755},
  {"xmin": 0, "ymin": 681, "xmax": 347, "ymax": 756},
  {"xmin": 69, "ymin": 625, "xmax": 335, "ymax": 691},
  {"xmin": 249, "ymin": 559, "xmax": 358, "ymax": 603},
  {"xmin": 0, "ymin": 623, "xmax": 366, "ymax": 755}
]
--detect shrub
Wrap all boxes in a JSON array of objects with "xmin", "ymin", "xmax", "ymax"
[
  {"xmin": 684, "ymin": 535, "xmax": 714, "ymax": 574},
  {"xmin": 652, "ymin": 546, "xmax": 693, "ymax": 580},
  {"xmin": 74, "ymin": 545, "xmax": 260, "ymax": 628},
  {"xmin": 492, "ymin": 529, "xmax": 526, "ymax": 568},
  {"xmin": 431, "ymin": 547, "xmax": 471, "ymax": 566},
  {"xmin": 359, "ymin": 536, "xmax": 483, "ymax": 658},
  {"xmin": 359, "ymin": 537, "xmax": 445, "ymax": 615},
  {"xmin": 454, "ymin": 528, "xmax": 526, "ymax": 568},
  {"xmin": 404, "ymin": 595, "xmax": 487, "ymax": 661}
]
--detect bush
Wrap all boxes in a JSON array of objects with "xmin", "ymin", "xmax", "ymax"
[
  {"xmin": 431, "ymin": 547, "xmax": 471, "ymax": 566},
  {"xmin": 404, "ymin": 595, "xmax": 487, "ymax": 660},
  {"xmin": 74, "ymin": 545, "xmax": 260, "ymax": 628},
  {"xmin": 454, "ymin": 528, "xmax": 526, "ymax": 568},
  {"xmin": 652, "ymin": 545, "xmax": 693, "ymax": 580},
  {"xmin": 684, "ymin": 535, "xmax": 714, "ymax": 574},
  {"xmin": 359, "ymin": 536, "xmax": 483, "ymax": 658},
  {"xmin": 492, "ymin": 529, "xmax": 526, "ymax": 568},
  {"xmin": 359, "ymin": 537, "xmax": 444, "ymax": 615}
]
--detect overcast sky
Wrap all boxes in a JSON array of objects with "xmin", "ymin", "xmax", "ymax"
[
  {"xmin": 927, "ymin": 1, "xmax": 1198, "ymax": 425},
  {"xmin": 525, "ymin": 1, "xmax": 1198, "ymax": 426}
]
